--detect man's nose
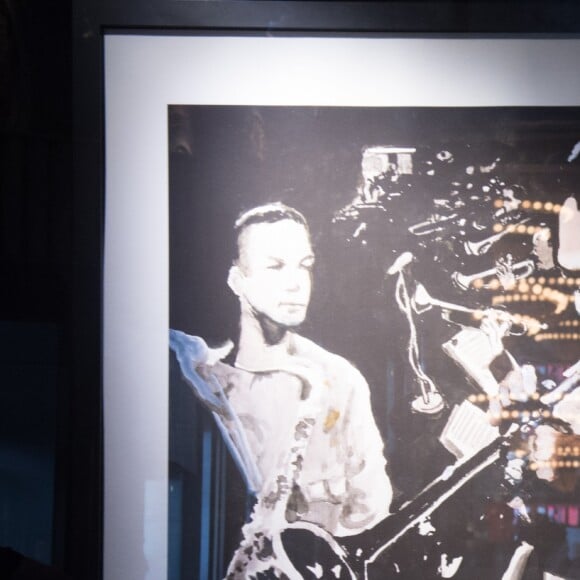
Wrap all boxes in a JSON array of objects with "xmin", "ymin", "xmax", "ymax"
[{"xmin": 284, "ymin": 269, "xmax": 306, "ymax": 291}]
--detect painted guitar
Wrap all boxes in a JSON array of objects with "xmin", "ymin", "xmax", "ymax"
[{"xmin": 278, "ymin": 434, "xmax": 508, "ymax": 580}]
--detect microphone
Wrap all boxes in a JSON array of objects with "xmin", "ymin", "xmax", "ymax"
[{"xmin": 387, "ymin": 251, "xmax": 414, "ymax": 276}]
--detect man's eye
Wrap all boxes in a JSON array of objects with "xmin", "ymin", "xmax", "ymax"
[{"xmin": 266, "ymin": 263, "xmax": 283, "ymax": 270}]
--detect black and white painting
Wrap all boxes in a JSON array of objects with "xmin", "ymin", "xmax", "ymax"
[{"xmin": 168, "ymin": 106, "xmax": 580, "ymax": 579}]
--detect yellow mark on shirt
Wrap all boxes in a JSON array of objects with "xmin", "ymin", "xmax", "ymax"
[{"xmin": 324, "ymin": 409, "xmax": 340, "ymax": 432}]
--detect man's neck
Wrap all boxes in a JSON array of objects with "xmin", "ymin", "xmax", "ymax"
[{"xmin": 235, "ymin": 311, "xmax": 295, "ymax": 370}]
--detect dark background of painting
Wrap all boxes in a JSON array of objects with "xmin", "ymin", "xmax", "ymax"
[
  {"xmin": 168, "ymin": 105, "xmax": 580, "ymax": 576},
  {"xmin": 169, "ymin": 105, "xmax": 580, "ymax": 409}
]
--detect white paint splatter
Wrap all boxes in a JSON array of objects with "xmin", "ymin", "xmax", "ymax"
[
  {"xmin": 533, "ymin": 227, "xmax": 555, "ymax": 270},
  {"xmin": 480, "ymin": 159, "xmax": 499, "ymax": 173},
  {"xmin": 418, "ymin": 517, "xmax": 436, "ymax": 536},
  {"xmin": 553, "ymin": 385, "xmax": 580, "ymax": 434},
  {"xmin": 567, "ymin": 141, "xmax": 580, "ymax": 162},
  {"xmin": 544, "ymin": 572, "xmax": 567, "ymax": 580},
  {"xmin": 353, "ymin": 222, "xmax": 367, "ymax": 238},
  {"xmin": 331, "ymin": 565, "xmax": 343, "ymax": 578},
  {"xmin": 306, "ymin": 562, "xmax": 324, "ymax": 579},
  {"xmin": 439, "ymin": 553, "xmax": 463, "ymax": 578},
  {"xmin": 501, "ymin": 542, "xmax": 534, "ymax": 580},
  {"xmin": 505, "ymin": 458, "xmax": 525, "ymax": 483},
  {"xmin": 441, "ymin": 465, "xmax": 456, "ymax": 481},
  {"xmin": 508, "ymin": 496, "xmax": 531, "ymax": 523},
  {"xmin": 558, "ymin": 197, "xmax": 580, "ymax": 270}
]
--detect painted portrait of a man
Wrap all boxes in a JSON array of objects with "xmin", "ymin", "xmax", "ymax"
[{"xmin": 168, "ymin": 106, "xmax": 580, "ymax": 579}]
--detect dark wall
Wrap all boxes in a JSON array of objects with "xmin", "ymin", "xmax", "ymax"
[{"xmin": 0, "ymin": 1, "xmax": 99, "ymax": 579}]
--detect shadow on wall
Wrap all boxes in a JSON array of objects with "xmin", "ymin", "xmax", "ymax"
[
  {"xmin": 0, "ymin": 322, "xmax": 59, "ymax": 567},
  {"xmin": 0, "ymin": 547, "xmax": 69, "ymax": 580}
]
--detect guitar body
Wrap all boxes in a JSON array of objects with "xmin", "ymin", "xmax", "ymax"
[
  {"xmin": 278, "ymin": 437, "xmax": 507, "ymax": 579},
  {"xmin": 281, "ymin": 522, "xmax": 358, "ymax": 579},
  {"xmin": 281, "ymin": 515, "xmax": 456, "ymax": 579}
]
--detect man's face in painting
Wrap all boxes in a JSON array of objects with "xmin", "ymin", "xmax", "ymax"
[{"xmin": 231, "ymin": 219, "xmax": 315, "ymax": 329}]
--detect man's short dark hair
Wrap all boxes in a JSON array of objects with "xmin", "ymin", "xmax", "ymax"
[
  {"xmin": 233, "ymin": 203, "xmax": 309, "ymax": 261},
  {"xmin": 234, "ymin": 202, "xmax": 308, "ymax": 232}
]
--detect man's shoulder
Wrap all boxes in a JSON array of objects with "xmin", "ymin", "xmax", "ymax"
[
  {"xmin": 205, "ymin": 334, "xmax": 369, "ymax": 392},
  {"xmin": 205, "ymin": 358, "xmax": 249, "ymax": 391},
  {"xmin": 292, "ymin": 334, "xmax": 366, "ymax": 383}
]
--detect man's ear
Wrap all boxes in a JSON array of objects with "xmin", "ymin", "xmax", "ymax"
[{"xmin": 227, "ymin": 265, "xmax": 244, "ymax": 297}]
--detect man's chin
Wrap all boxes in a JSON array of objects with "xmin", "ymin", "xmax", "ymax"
[
  {"xmin": 276, "ymin": 312, "xmax": 307, "ymax": 328},
  {"xmin": 279, "ymin": 321, "xmax": 304, "ymax": 331},
  {"xmin": 279, "ymin": 304, "xmax": 309, "ymax": 323},
  {"xmin": 270, "ymin": 317, "xmax": 305, "ymax": 331}
]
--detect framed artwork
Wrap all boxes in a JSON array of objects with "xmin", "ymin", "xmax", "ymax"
[{"xmin": 103, "ymin": 30, "xmax": 580, "ymax": 580}]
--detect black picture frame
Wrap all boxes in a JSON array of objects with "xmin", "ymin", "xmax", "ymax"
[{"xmin": 73, "ymin": 2, "xmax": 580, "ymax": 579}]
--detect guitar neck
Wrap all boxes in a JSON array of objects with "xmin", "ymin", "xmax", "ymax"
[{"xmin": 339, "ymin": 435, "xmax": 506, "ymax": 566}]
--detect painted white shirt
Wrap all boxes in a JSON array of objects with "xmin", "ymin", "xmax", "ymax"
[{"xmin": 210, "ymin": 333, "xmax": 392, "ymax": 537}]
